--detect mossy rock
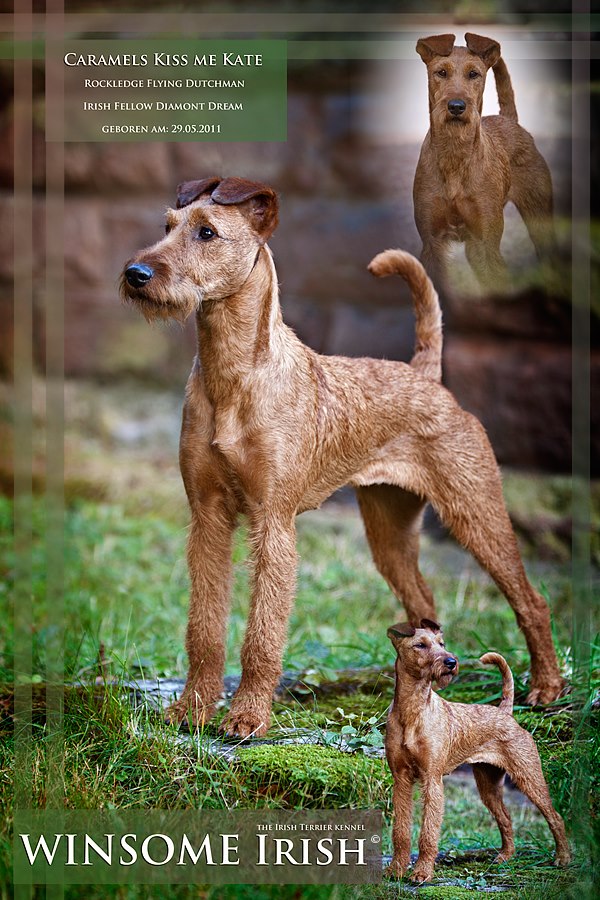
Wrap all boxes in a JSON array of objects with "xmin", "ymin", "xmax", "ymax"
[
  {"xmin": 235, "ymin": 743, "xmax": 391, "ymax": 808},
  {"xmin": 273, "ymin": 688, "xmax": 391, "ymax": 732}
]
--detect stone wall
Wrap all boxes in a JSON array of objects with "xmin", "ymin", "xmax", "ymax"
[{"xmin": 0, "ymin": 57, "xmax": 594, "ymax": 473}]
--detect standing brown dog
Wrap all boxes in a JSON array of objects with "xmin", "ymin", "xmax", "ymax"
[
  {"xmin": 414, "ymin": 33, "xmax": 555, "ymax": 290},
  {"xmin": 385, "ymin": 620, "xmax": 570, "ymax": 883},
  {"xmin": 121, "ymin": 176, "xmax": 563, "ymax": 738}
]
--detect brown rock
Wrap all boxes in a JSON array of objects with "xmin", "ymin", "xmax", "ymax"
[
  {"xmin": 64, "ymin": 201, "xmax": 107, "ymax": 285},
  {"xmin": 0, "ymin": 117, "xmax": 14, "ymax": 189},
  {"xmin": 272, "ymin": 197, "xmax": 420, "ymax": 309},
  {"xmin": 0, "ymin": 195, "xmax": 13, "ymax": 280},
  {"xmin": 172, "ymin": 140, "xmax": 288, "ymax": 190},
  {"xmin": 444, "ymin": 336, "xmax": 572, "ymax": 471},
  {"xmin": 0, "ymin": 287, "xmax": 12, "ymax": 375},
  {"xmin": 104, "ymin": 200, "xmax": 169, "ymax": 274},
  {"xmin": 65, "ymin": 143, "xmax": 172, "ymax": 193}
]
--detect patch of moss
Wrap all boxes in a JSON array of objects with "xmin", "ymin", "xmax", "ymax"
[
  {"xmin": 417, "ymin": 887, "xmax": 485, "ymax": 900},
  {"xmin": 235, "ymin": 743, "xmax": 391, "ymax": 808},
  {"xmin": 273, "ymin": 688, "xmax": 390, "ymax": 732}
]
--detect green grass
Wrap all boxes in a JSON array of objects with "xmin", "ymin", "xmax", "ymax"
[
  {"xmin": 1, "ymin": 495, "xmax": 598, "ymax": 897},
  {"xmin": 0, "ymin": 496, "xmax": 576, "ymax": 685}
]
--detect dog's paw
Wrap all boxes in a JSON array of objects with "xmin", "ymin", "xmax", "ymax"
[
  {"xmin": 525, "ymin": 679, "xmax": 565, "ymax": 706},
  {"xmin": 385, "ymin": 858, "xmax": 408, "ymax": 880},
  {"xmin": 164, "ymin": 694, "xmax": 217, "ymax": 730},
  {"xmin": 409, "ymin": 863, "xmax": 434, "ymax": 883},
  {"xmin": 554, "ymin": 848, "xmax": 571, "ymax": 867},
  {"xmin": 219, "ymin": 700, "xmax": 271, "ymax": 739},
  {"xmin": 494, "ymin": 849, "xmax": 515, "ymax": 863},
  {"xmin": 383, "ymin": 861, "xmax": 406, "ymax": 878}
]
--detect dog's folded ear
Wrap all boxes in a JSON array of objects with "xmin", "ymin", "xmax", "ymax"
[
  {"xmin": 211, "ymin": 177, "xmax": 279, "ymax": 242},
  {"xmin": 416, "ymin": 34, "xmax": 456, "ymax": 64},
  {"xmin": 420, "ymin": 618, "xmax": 441, "ymax": 632},
  {"xmin": 176, "ymin": 177, "xmax": 223, "ymax": 208},
  {"xmin": 175, "ymin": 176, "xmax": 279, "ymax": 242},
  {"xmin": 387, "ymin": 623, "xmax": 417, "ymax": 639},
  {"xmin": 465, "ymin": 33, "xmax": 501, "ymax": 68}
]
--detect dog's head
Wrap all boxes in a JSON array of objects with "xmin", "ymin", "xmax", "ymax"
[
  {"xmin": 387, "ymin": 619, "xmax": 458, "ymax": 688},
  {"xmin": 416, "ymin": 33, "xmax": 501, "ymax": 129},
  {"xmin": 120, "ymin": 176, "xmax": 279, "ymax": 322}
]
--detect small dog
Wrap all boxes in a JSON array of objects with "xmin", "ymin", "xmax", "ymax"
[
  {"xmin": 414, "ymin": 32, "xmax": 555, "ymax": 290},
  {"xmin": 385, "ymin": 620, "xmax": 570, "ymax": 883},
  {"xmin": 120, "ymin": 177, "xmax": 563, "ymax": 739}
]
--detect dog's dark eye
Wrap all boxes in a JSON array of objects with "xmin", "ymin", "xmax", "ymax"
[
  {"xmin": 468, "ymin": 70, "xmax": 480, "ymax": 79},
  {"xmin": 415, "ymin": 642, "xmax": 427, "ymax": 649},
  {"xmin": 165, "ymin": 222, "xmax": 173, "ymax": 235},
  {"xmin": 436, "ymin": 69, "xmax": 447, "ymax": 78},
  {"xmin": 198, "ymin": 226, "xmax": 216, "ymax": 241}
]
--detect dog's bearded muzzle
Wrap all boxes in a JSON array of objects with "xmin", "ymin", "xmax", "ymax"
[
  {"xmin": 433, "ymin": 654, "xmax": 459, "ymax": 687},
  {"xmin": 431, "ymin": 97, "xmax": 475, "ymax": 127},
  {"xmin": 120, "ymin": 259, "xmax": 200, "ymax": 323}
]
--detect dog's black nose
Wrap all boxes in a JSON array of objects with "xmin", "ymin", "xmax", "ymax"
[
  {"xmin": 444, "ymin": 657, "xmax": 457, "ymax": 670},
  {"xmin": 125, "ymin": 264, "xmax": 154, "ymax": 288},
  {"xmin": 447, "ymin": 99, "xmax": 466, "ymax": 117}
]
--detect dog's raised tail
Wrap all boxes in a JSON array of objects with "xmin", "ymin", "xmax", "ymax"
[
  {"xmin": 368, "ymin": 249, "xmax": 442, "ymax": 383},
  {"xmin": 492, "ymin": 58, "xmax": 518, "ymax": 123},
  {"xmin": 480, "ymin": 652, "xmax": 514, "ymax": 713}
]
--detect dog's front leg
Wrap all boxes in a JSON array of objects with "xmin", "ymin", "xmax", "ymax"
[
  {"xmin": 420, "ymin": 236, "xmax": 448, "ymax": 291},
  {"xmin": 388, "ymin": 769, "xmax": 414, "ymax": 879},
  {"xmin": 411, "ymin": 775, "xmax": 444, "ymax": 883},
  {"xmin": 166, "ymin": 493, "xmax": 236, "ymax": 728},
  {"xmin": 221, "ymin": 512, "xmax": 298, "ymax": 738}
]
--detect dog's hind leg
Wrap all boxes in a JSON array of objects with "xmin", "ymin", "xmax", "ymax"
[
  {"xmin": 472, "ymin": 763, "xmax": 515, "ymax": 861},
  {"xmin": 503, "ymin": 736, "xmax": 570, "ymax": 865},
  {"xmin": 355, "ymin": 484, "xmax": 436, "ymax": 623},
  {"xmin": 510, "ymin": 157, "xmax": 556, "ymax": 262},
  {"xmin": 421, "ymin": 414, "xmax": 563, "ymax": 705},
  {"xmin": 513, "ymin": 186, "xmax": 557, "ymax": 262}
]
